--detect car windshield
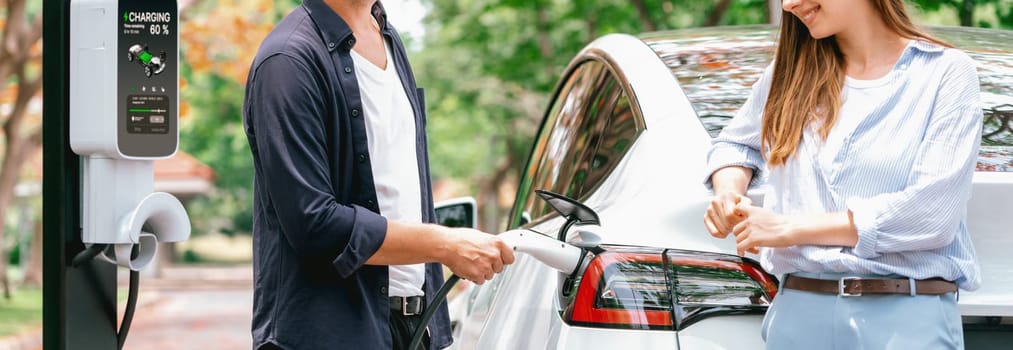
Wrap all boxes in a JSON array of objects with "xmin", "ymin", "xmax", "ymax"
[{"xmin": 640, "ymin": 25, "xmax": 1013, "ymax": 172}]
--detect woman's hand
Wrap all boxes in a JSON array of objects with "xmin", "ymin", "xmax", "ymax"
[
  {"xmin": 705, "ymin": 192, "xmax": 751, "ymax": 239},
  {"xmin": 731, "ymin": 203, "xmax": 797, "ymax": 256}
]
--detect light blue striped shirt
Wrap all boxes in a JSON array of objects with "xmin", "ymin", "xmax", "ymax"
[{"xmin": 705, "ymin": 40, "xmax": 982, "ymax": 290}]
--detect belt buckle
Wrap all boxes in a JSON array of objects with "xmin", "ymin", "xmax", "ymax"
[
  {"xmin": 402, "ymin": 297, "xmax": 421, "ymax": 316},
  {"xmin": 839, "ymin": 276, "xmax": 863, "ymax": 297}
]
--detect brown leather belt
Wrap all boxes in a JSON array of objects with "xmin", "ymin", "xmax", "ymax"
[{"xmin": 784, "ymin": 275, "xmax": 957, "ymax": 296}]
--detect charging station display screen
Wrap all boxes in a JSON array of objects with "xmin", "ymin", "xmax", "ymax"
[{"xmin": 118, "ymin": 0, "xmax": 177, "ymax": 157}]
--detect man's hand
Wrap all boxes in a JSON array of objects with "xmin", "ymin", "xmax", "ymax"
[
  {"xmin": 705, "ymin": 192, "xmax": 751, "ymax": 239},
  {"xmin": 731, "ymin": 203, "xmax": 796, "ymax": 256},
  {"xmin": 438, "ymin": 228, "xmax": 515, "ymax": 285}
]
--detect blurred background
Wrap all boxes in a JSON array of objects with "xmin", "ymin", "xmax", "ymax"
[{"xmin": 1, "ymin": 0, "xmax": 1010, "ymax": 348}]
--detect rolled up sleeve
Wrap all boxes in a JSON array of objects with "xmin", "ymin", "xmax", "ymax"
[
  {"xmin": 849, "ymin": 56, "xmax": 982, "ymax": 259},
  {"xmin": 704, "ymin": 66, "xmax": 772, "ymax": 190},
  {"xmin": 247, "ymin": 54, "xmax": 387, "ymax": 277}
]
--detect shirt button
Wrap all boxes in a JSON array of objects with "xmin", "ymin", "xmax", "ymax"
[
  {"xmin": 358, "ymin": 153, "xmax": 366, "ymax": 163},
  {"xmin": 344, "ymin": 67, "xmax": 352, "ymax": 73},
  {"xmin": 351, "ymin": 109, "xmax": 359, "ymax": 117},
  {"xmin": 347, "ymin": 39, "xmax": 356, "ymax": 47},
  {"xmin": 367, "ymin": 199, "xmax": 375, "ymax": 206},
  {"xmin": 380, "ymin": 286, "xmax": 387, "ymax": 295},
  {"xmin": 327, "ymin": 42, "xmax": 335, "ymax": 49}
]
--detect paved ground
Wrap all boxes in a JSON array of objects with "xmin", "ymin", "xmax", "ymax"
[
  {"xmin": 123, "ymin": 265, "xmax": 255, "ymax": 350},
  {"xmin": 122, "ymin": 287, "xmax": 253, "ymax": 350},
  {"xmin": 0, "ymin": 265, "xmax": 254, "ymax": 350}
]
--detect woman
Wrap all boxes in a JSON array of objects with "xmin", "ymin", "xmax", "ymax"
[{"xmin": 704, "ymin": 0, "xmax": 981, "ymax": 348}]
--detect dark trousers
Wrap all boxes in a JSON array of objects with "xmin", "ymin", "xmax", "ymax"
[
  {"xmin": 390, "ymin": 310, "xmax": 430, "ymax": 350},
  {"xmin": 254, "ymin": 311, "xmax": 431, "ymax": 350}
]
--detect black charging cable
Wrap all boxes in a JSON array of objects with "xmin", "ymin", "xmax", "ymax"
[
  {"xmin": 71, "ymin": 243, "xmax": 141, "ymax": 350},
  {"xmin": 71, "ymin": 243, "xmax": 107, "ymax": 267},
  {"xmin": 407, "ymin": 274, "xmax": 461, "ymax": 350}
]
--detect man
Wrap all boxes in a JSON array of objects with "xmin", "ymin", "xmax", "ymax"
[{"xmin": 243, "ymin": 1, "xmax": 515, "ymax": 349}]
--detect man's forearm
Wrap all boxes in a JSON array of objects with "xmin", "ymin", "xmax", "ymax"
[
  {"xmin": 365, "ymin": 220, "xmax": 447, "ymax": 266},
  {"xmin": 364, "ymin": 220, "xmax": 513, "ymax": 283}
]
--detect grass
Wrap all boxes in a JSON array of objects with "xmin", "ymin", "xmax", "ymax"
[{"xmin": 0, "ymin": 287, "xmax": 43, "ymax": 338}]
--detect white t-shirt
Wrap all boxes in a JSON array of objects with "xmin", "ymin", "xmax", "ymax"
[
  {"xmin": 819, "ymin": 71, "xmax": 899, "ymax": 163},
  {"xmin": 351, "ymin": 39, "xmax": 425, "ymax": 297}
]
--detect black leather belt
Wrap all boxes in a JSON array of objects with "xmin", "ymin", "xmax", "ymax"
[
  {"xmin": 784, "ymin": 275, "xmax": 958, "ymax": 296},
  {"xmin": 390, "ymin": 296, "xmax": 425, "ymax": 316}
]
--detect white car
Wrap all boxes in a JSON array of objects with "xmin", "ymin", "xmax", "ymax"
[{"xmin": 437, "ymin": 25, "xmax": 1013, "ymax": 349}]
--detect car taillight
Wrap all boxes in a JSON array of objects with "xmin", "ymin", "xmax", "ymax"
[{"xmin": 563, "ymin": 246, "xmax": 778, "ymax": 331}]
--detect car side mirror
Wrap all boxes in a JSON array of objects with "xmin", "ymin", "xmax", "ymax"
[{"xmin": 434, "ymin": 197, "xmax": 478, "ymax": 229}]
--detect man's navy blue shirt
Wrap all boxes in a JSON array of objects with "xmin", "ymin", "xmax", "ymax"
[{"xmin": 243, "ymin": 1, "xmax": 450, "ymax": 349}]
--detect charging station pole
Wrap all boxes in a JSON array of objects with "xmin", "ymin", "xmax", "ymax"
[{"xmin": 43, "ymin": 0, "xmax": 119, "ymax": 348}]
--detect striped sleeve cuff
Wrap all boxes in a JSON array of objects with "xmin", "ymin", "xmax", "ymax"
[
  {"xmin": 847, "ymin": 196, "xmax": 882, "ymax": 259},
  {"xmin": 703, "ymin": 143, "xmax": 765, "ymax": 191}
]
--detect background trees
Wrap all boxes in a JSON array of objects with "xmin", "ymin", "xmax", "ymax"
[{"xmin": 0, "ymin": 0, "xmax": 41, "ymax": 298}]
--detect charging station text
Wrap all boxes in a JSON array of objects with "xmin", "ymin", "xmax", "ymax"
[{"xmin": 126, "ymin": 12, "xmax": 172, "ymax": 23}]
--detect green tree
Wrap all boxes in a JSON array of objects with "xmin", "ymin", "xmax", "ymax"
[
  {"xmin": 913, "ymin": 0, "xmax": 1013, "ymax": 28},
  {"xmin": 0, "ymin": 0, "xmax": 41, "ymax": 298}
]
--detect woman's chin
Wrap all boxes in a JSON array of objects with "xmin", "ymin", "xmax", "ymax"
[{"xmin": 807, "ymin": 28, "xmax": 833, "ymax": 40}]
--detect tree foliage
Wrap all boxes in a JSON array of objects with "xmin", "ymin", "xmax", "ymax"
[
  {"xmin": 0, "ymin": 0, "xmax": 42, "ymax": 298},
  {"xmin": 913, "ymin": 0, "xmax": 1013, "ymax": 27},
  {"xmin": 177, "ymin": 0, "xmax": 297, "ymax": 235}
]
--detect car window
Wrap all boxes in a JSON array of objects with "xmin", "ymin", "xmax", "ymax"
[
  {"xmin": 584, "ymin": 91, "xmax": 638, "ymax": 188},
  {"xmin": 560, "ymin": 76, "xmax": 620, "ymax": 199},
  {"xmin": 513, "ymin": 60, "xmax": 606, "ymax": 225},
  {"xmin": 646, "ymin": 37, "xmax": 774, "ymax": 139},
  {"xmin": 511, "ymin": 60, "xmax": 642, "ymax": 228}
]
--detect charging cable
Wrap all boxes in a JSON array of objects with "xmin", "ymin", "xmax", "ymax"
[
  {"xmin": 407, "ymin": 275, "xmax": 461, "ymax": 350},
  {"xmin": 72, "ymin": 243, "xmax": 141, "ymax": 350}
]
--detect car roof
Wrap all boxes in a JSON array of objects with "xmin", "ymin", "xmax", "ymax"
[{"xmin": 636, "ymin": 25, "xmax": 1013, "ymax": 172}]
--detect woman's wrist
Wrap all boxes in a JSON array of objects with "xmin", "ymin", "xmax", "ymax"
[{"xmin": 782, "ymin": 215, "xmax": 804, "ymax": 246}]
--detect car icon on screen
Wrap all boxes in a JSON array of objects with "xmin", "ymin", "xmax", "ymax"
[{"xmin": 127, "ymin": 44, "xmax": 167, "ymax": 77}]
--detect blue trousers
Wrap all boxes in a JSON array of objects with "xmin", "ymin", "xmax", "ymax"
[{"xmin": 762, "ymin": 273, "xmax": 964, "ymax": 349}]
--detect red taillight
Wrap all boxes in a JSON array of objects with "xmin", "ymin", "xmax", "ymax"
[
  {"xmin": 563, "ymin": 247, "xmax": 778, "ymax": 331},
  {"xmin": 567, "ymin": 251, "xmax": 673, "ymax": 329}
]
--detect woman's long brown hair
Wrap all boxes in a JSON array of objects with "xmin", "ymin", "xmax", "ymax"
[{"xmin": 761, "ymin": 0, "xmax": 951, "ymax": 167}]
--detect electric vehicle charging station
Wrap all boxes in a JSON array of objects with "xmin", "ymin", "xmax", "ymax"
[
  {"xmin": 70, "ymin": 0, "xmax": 189, "ymax": 271},
  {"xmin": 43, "ymin": 0, "xmax": 188, "ymax": 348}
]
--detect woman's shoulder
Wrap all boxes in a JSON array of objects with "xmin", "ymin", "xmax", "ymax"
[
  {"xmin": 913, "ymin": 39, "xmax": 977, "ymax": 70},
  {"xmin": 909, "ymin": 40, "xmax": 981, "ymax": 100}
]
